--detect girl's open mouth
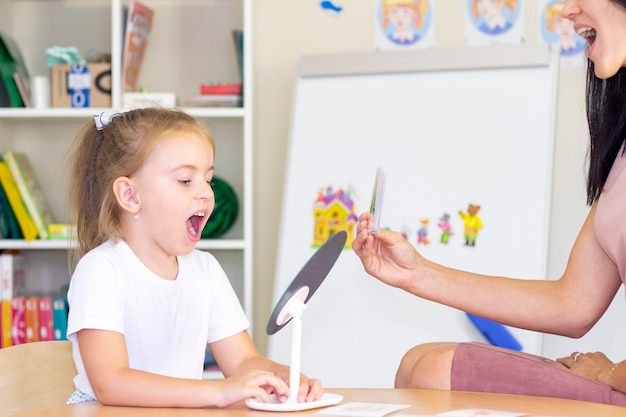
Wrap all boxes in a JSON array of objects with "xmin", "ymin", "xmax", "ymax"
[{"xmin": 187, "ymin": 211, "xmax": 207, "ymax": 238}]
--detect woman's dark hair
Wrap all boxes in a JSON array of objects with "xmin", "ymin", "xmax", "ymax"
[{"xmin": 586, "ymin": 0, "xmax": 626, "ymax": 204}]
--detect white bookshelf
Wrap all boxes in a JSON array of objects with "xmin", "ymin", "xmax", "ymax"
[{"xmin": 0, "ymin": 0, "xmax": 253, "ymax": 347}]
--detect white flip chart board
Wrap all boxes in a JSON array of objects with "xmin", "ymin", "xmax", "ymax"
[{"xmin": 268, "ymin": 44, "xmax": 559, "ymax": 388}]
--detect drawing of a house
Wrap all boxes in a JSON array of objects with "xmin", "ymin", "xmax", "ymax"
[{"xmin": 312, "ymin": 186, "xmax": 357, "ymax": 247}]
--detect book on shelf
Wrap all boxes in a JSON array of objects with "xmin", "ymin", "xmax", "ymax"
[
  {"xmin": 11, "ymin": 296, "xmax": 25, "ymax": 345},
  {"xmin": 232, "ymin": 30, "xmax": 244, "ymax": 86},
  {"xmin": 0, "ymin": 160, "xmax": 36, "ymax": 241},
  {"xmin": 1, "ymin": 251, "xmax": 25, "ymax": 302},
  {"xmin": 24, "ymin": 296, "xmax": 39, "ymax": 343},
  {"xmin": 1, "ymin": 299, "xmax": 11, "ymax": 348},
  {"xmin": 3, "ymin": 150, "xmax": 55, "ymax": 240},
  {"xmin": 38, "ymin": 297, "xmax": 53, "ymax": 341},
  {"xmin": 0, "ymin": 295, "xmax": 68, "ymax": 347},
  {"xmin": 122, "ymin": 0, "xmax": 154, "ymax": 92},
  {"xmin": 12, "ymin": 72, "xmax": 31, "ymax": 107},
  {"xmin": 0, "ymin": 170, "xmax": 23, "ymax": 239},
  {"xmin": 52, "ymin": 297, "xmax": 68, "ymax": 340},
  {"xmin": 0, "ymin": 32, "xmax": 30, "ymax": 108}
]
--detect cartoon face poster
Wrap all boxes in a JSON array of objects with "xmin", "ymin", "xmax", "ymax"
[
  {"xmin": 538, "ymin": 0, "xmax": 586, "ymax": 68},
  {"xmin": 375, "ymin": 0, "xmax": 435, "ymax": 51},
  {"xmin": 464, "ymin": 0, "xmax": 524, "ymax": 46}
]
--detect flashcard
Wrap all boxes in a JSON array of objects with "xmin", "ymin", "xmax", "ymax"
[{"xmin": 368, "ymin": 167, "xmax": 385, "ymax": 234}]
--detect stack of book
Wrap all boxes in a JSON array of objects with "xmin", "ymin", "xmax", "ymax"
[
  {"xmin": 0, "ymin": 149, "xmax": 70, "ymax": 348},
  {"xmin": 0, "ymin": 251, "xmax": 68, "ymax": 348},
  {"xmin": 0, "ymin": 149, "xmax": 59, "ymax": 242}
]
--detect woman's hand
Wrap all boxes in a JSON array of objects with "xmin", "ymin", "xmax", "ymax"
[
  {"xmin": 556, "ymin": 351, "xmax": 614, "ymax": 384},
  {"xmin": 352, "ymin": 212, "xmax": 423, "ymax": 291}
]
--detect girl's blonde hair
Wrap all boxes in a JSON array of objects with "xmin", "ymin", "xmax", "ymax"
[
  {"xmin": 544, "ymin": 1, "xmax": 565, "ymax": 32},
  {"xmin": 68, "ymin": 107, "xmax": 214, "ymax": 266},
  {"xmin": 471, "ymin": 0, "xmax": 519, "ymax": 19},
  {"xmin": 381, "ymin": 0, "xmax": 429, "ymax": 30}
]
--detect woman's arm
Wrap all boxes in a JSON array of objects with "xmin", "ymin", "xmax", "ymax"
[{"xmin": 352, "ymin": 203, "xmax": 622, "ymax": 337}]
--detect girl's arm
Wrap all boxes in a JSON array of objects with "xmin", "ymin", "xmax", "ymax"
[
  {"xmin": 77, "ymin": 329, "xmax": 289, "ymax": 408},
  {"xmin": 352, "ymin": 203, "xmax": 622, "ymax": 338},
  {"xmin": 210, "ymin": 330, "xmax": 323, "ymax": 403}
]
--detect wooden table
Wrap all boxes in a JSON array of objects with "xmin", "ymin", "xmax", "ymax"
[{"xmin": 10, "ymin": 388, "xmax": 626, "ymax": 417}]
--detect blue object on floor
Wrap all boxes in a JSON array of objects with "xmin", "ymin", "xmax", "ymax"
[{"xmin": 466, "ymin": 313, "xmax": 523, "ymax": 351}]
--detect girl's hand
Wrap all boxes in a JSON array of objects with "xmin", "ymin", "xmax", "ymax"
[
  {"xmin": 296, "ymin": 376, "xmax": 324, "ymax": 402},
  {"xmin": 213, "ymin": 370, "xmax": 289, "ymax": 408}
]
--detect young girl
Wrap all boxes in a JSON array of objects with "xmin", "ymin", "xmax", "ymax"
[
  {"xmin": 470, "ymin": 0, "xmax": 519, "ymax": 35},
  {"xmin": 65, "ymin": 108, "xmax": 323, "ymax": 407},
  {"xmin": 379, "ymin": 0, "xmax": 429, "ymax": 45},
  {"xmin": 353, "ymin": 0, "xmax": 626, "ymax": 406}
]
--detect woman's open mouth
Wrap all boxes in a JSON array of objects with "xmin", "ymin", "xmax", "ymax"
[{"xmin": 576, "ymin": 26, "xmax": 596, "ymax": 47}]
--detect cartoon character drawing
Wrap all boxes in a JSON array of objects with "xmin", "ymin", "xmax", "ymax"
[
  {"xmin": 379, "ymin": 0, "xmax": 430, "ymax": 45},
  {"xmin": 417, "ymin": 219, "xmax": 430, "ymax": 245},
  {"xmin": 438, "ymin": 212, "xmax": 453, "ymax": 244},
  {"xmin": 469, "ymin": 0, "xmax": 520, "ymax": 36},
  {"xmin": 459, "ymin": 204, "xmax": 483, "ymax": 247},
  {"xmin": 400, "ymin": 226, "xmax": 411, "ymax": 241},
  {"xmin": 543, "ymin": 1, "xmax": 586, "ymax": 57}
]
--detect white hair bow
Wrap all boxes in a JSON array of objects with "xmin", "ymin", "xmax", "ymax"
[{"xmin": 94, "ymin": 110, "xmax": 126, "ymax": 130}]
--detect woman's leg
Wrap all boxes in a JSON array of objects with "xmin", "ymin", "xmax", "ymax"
[{"xmin": 395, "ymin": 342, "xmax": 458, "ymax": 389}]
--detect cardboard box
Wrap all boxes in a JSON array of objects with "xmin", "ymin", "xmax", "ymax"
[{"xmin": 50, "ymin": 63, "xmax": 111, "ymax": 108}]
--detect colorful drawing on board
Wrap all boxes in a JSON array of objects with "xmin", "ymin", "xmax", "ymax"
[
  {"xmin": 312, "ymin": 186, "xmax": 357, "ymax": 248},
  {"xmin": 539, "ymin": 0, "xmax": 586, "ymax": 66},
  {"xmin": 464, "ymin": 0, "xmax": 523, "ymax": 45},
  {"xmin": 375, "ymin": 0, "xmax": 434, "ymax": 50},
  {"xmin": 320, "ymin": 1, "xmax": 343, "ymax": 15},
  {"xmin": 459, "ymin": 203, "xmax": 483, "ymax": 247},
  {"xmin": 438, "ymin": 212, "xmax": 453, "ymax": 244},
  {"xmin": 416, "ymin": 218, "xmax": 430, "ymax": 245},
  {"xmin": 400, "ymin": 226, "xmax": 411, "ymax": 240}
]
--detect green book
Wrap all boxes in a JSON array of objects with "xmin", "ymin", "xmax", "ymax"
[
  {"xmin": 3, "ymin": 151, "xmax": 55, "ymax": 240},
  {"xmin": 0, "ymin": 32, "xmax": 29, "ymax": 108},
  {"xmin": 0, "ymin": 173, "xmax": 22, "ymax": 239}
]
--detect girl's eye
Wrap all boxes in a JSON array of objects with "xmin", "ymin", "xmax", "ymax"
[
  {"xmin": 179, "ymin": 179, "xmax": 191, "ymax": 185},
  {"xmin": 207, "ymin": 180, "xmax": 215, "ymax": 187}
]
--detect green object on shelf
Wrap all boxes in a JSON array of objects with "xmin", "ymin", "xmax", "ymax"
[
  {"xmin": 201, "ymin": 176, "xmax": 239, "ymax": 239},
  {"xmin": 0, "ymin": 31, "xmax": 30, "ymax": 107}
]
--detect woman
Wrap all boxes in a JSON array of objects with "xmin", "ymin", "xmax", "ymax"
[{"xmin": 352, "ymin": 0, "xmax": 626, "ymax": 406}]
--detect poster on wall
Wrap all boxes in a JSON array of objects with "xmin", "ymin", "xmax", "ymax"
[
  {"xmin": 464, "ymin": 0, "xmax": 524, "ymax": 46},
  {"xmin": 375, "ymin": 0, "xmax": 434, "ymax": 50},
  {"xmin": 538, "ymin": 0, "xmax": 586, "ymax": 68}
]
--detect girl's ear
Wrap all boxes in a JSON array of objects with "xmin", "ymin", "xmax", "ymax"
[{"xmin": 113, "ymin": 176, "xmax": 140, "ymax": 215}]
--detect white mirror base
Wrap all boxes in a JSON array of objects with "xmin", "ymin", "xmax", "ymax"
[{"xmin": 245, "ymin": 392, "xmax": 343, "ymax": 412}]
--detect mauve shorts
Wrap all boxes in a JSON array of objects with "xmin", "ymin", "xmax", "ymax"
[{"xmin": 451, "ymin": 342, "xmax": 626, "ymax": 406}]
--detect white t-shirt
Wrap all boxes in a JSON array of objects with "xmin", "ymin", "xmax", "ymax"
[{"xmin": 66, "ymin": 239, "xmax": 249, "ymax": 399}]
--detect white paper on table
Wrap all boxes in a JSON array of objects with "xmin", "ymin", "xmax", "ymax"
[{"xmin": 317, "ymin": 402, "xmax": 411, "ymax": 417}]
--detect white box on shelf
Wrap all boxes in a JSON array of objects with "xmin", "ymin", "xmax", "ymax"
[{"xmin": 122, "ymin": 92, "xmax": 176, "ymax": 109}]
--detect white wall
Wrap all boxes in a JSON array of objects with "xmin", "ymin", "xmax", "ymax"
[{"xmin": 253, "ymin": 0, "xmax": 623, "ymax": 365}]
